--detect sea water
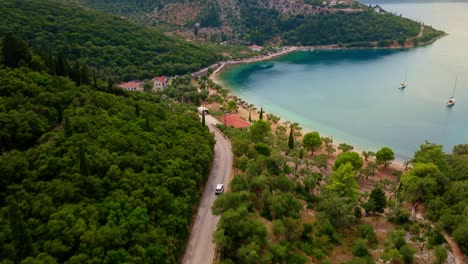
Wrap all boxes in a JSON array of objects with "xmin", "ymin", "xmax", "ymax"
[{"xmin": 220, "ymin": 1, "xmax": 468, "ymax": 160}]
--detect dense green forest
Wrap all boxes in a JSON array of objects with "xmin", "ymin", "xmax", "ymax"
[
  {"xmin": 0, "ymin": 0, "xmax": 221, "ymax": 81},
  {"xmin": 241, "ymin": 7, "xmax": 429, "ymax": 45},
  {"xmin": 0, "ymin": 38, "xmax": 215, "ymax": 263}
]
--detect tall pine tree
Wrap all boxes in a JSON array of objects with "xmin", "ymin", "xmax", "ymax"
[
  {"xmin": 369, "ymin": 186, "xmax": 387, "ymax": 213},
  {"xmin": 79, "ymin": 144, "xmax": 90, "ymax": 176},
  {"xmin": 7, "ymin": 196, "xmax": 34, "ymax": 261},
  {"xmin": 92, "ymin": 70, "xmax": 98, "ymax": 89},
  {"xmin": 288, "ymin": 126, "xmax": 294, "ymax": 150},
  {"xmin": 259, "ymin": 107, "xmax": 263, "ymax": 120},
  {"xmin": 2, "ymin": 33, "xmax": 32, "ymax": 68},
  {"xmin": 107, "ymin": 77, "xmax": 113, "ymax": 91},
  {"xmin": 202, "ymin": 111, "xmax": 206, "ymax": 126},
  {"xmin": 64, "ymin": 115, "xmax": 72, "ymax": 137},
  {"xmin": 81, "ymin": 64, "xmax": 90, "ymax": 84},
  {"xmin": 145, "ymin": 113, "xmax": 151, "ymax": 132}
]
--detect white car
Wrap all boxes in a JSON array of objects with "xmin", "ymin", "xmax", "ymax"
[{"xmin": 215, "ymin": 184, "xmax": 224, "ymax": 195}]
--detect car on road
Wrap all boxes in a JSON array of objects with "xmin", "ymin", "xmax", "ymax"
[{"xmin": 215, "ymin": 184, "xmax": 224, "ymax": 194}]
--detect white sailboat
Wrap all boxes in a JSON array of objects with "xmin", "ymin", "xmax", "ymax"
[
  {"xmin": 399, "ymin": 66, "xmax": 408, "ymax": 89},
  {"xmin": 446, "ymin": 97, "xmax": 455, "ymax": 107},
  {"xmin": 446, "ymin": 74, "xmax": 458, "ymax": 107}
]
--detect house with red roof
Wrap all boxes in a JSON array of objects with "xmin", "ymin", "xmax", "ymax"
[
  {"xmin": 222, "ymin": 114, "xmax": 251, "ymax": 129},
  {"xmin": 248, "ymin": 44, "xmax": 263, "ymax": 52},
  {"xmin": 151, "ymin": 76, "xmax": 169, "ymax": 91},
  {"xmin": 118, "ymin": 81, "xmax": 144, "ymax": 92}
]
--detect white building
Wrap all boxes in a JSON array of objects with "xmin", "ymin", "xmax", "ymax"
[
  {"xmin": 151, "ymin": 76, "xmax": 169, "ymax": 91},
  {"xmin": 248, "ymin": 44, "xmax": 263, "ymax": 52},
  {"xmin": 118, "ymin": 81, "xmax": 144, "ymax": 92},
  {"xmin": 374, "ymin": 5, "xmax": 382, "ymax": 13}
]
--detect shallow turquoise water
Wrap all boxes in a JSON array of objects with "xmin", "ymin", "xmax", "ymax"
[{"xmin": 220, "ymin": 2, "xmax": 468, "ymax": 160}]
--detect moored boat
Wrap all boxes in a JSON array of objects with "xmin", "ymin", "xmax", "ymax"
[{"xmin": 446, "ymin": 97, "xmax": 455, "ymax": 107}]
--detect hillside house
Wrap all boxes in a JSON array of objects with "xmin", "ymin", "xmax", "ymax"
[
  {"xmin": 248, "ymin": 44, "xmax": 263, "ymax": 52},
  {"xmin": 374, "ymin": 5, "xmax": 382, "ymax": 13},
  {"xmin": 152, "ymin": 76, "xmax": 169, "ymax": 91},
  {"xmin": 118, "ymin": 81, "xmax": 144, "ymax": 92}
]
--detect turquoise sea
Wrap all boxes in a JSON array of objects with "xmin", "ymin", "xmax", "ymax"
[{"xmin": 220, "ymin": 1, "xmax": 468, "ymax": 160}]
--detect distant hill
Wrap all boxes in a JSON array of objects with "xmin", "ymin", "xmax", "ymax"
[
  {"xmin": 61, "ymin": 0, "xmax": 444, "ymax": 46},
  {"xmin": 0, "ymin": 0, "xmax": 221, "ymax": 80}
]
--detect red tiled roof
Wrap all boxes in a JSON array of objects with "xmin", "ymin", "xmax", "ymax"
[
  {"xmin": 152, "ymin": 76, "xmax": 167, "ymax": 83},
  {"xmin": 222, "ymin": 114, "xmax": 251, "ymax": 129},
  {"xmin": 249, "ymin": 44, "xmax": 263, "ymax": 49},
  {"xmin": 118, "ymin": 81, "xmax": 142, "ymax": 89}
]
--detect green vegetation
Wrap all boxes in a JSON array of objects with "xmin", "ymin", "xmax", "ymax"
[
  {"xmin": 214, "ymin": 113, "xmax": 467, "ymax": 262},
  {"xmin": 54, "ymin": 0, "xmax": 444, "ymax": 48},
  {"xmin": 0, "ymin": 0, "xmax": 221, "ymax": 80},
  {"xmin": 0, "ymin": 39, "xmax": 215, "ymax": 263},
  {"xmin": 302, "ymin": 131, "xmax": 322, "ymax": 155},
  {"xmin": 401, "ymin": 142, "xmax": 468, "ymax": 254},
  {"xmin": 240, "ymin": 6, "xmax": 428, "ymax": 45}
]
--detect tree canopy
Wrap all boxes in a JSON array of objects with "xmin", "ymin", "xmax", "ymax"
[
  {"xmin": 302, "ymin": 131, "xmax": 322, "ymax": 155},
  {"xmin": 0, "ymin": 55, "xmax": 215, "ymax": 263},
  {"xmin": 0, "ymin": 0, "xmax": 221, "ymax": 81},
  {"xmin": 334, "ymin": 151, "xmax": 363, "ymax": 171},
  {"xmin": 376, "ymin": 147, "xmax": 395, "ymax": 167}
]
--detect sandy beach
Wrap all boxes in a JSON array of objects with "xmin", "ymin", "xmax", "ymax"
[{"xmin": 208, "ymin": 46, "xmax": 409, "ymax": 168}]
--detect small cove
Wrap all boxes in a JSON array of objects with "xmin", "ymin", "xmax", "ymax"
[{"xmin": 220, "ymin": 1, "xmax": 468, "ymax": 160}]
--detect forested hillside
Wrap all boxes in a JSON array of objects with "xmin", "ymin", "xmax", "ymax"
[
  {"xmin": 65, "ymin": 0, "xmax": 444, "ymax": 46},
  {"xmin": 0, "ymin": 0, "xmax": 221, "ymax": 81},
  {"xmin": 0, "ymin": 38, "xmax": 215, "ymax": 263}
]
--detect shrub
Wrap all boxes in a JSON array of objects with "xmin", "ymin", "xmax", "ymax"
[{"xmin": 352, "ymin": 239, "xmax": 369, "ymax": 257}]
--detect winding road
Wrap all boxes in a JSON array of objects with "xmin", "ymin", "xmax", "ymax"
[{"xmin": 182, "ymin": 115, "xmax": 233, "ymax": 264}]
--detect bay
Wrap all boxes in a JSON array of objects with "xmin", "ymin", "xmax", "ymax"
[{"xmin": 220, "ymin": 1, "xmax": 468, "ymax": 160}]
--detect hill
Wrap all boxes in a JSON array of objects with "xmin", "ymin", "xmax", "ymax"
[
  {"xmin": 0, "ymin": 0, "xmax": 221, "ymax": 81},
  {"xmin": 0, "ymin": 39, "xmax": 215, "ymax": 262},
  {"xmin": 61, "ymin": 0, "xmax": 444, "ymax": 46}
]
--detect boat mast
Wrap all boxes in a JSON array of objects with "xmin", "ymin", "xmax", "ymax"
[{"xmin": 452, "ymin": 74, "xmax": 458, "ymax": 97}]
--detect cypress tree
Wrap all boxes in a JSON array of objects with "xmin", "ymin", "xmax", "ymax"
[
  {"xmin": 93, "ymin": 70, "xmax": 98, "ymax": 89},
  {"xmin": 56, "ymin": 53, "xmax": 68, "ymax": 77},
  {"xmin": 202, "ymin": 110, "xmax": 206, "ymax": 126},
  {"xmin": 64, "ymin": 115, "xmax": 72, "ymax": 137},
  {"xmin": 369, "ymin": 186, "xmax": 387, "ymax": 213},
  {"xmin": 44, "ymin": 53, "xmax": 56, "ymax": 74},
  {"xmin": 259, "ymin": 107, "xmax": 263, "ymax": 120},
  {"xmin": 79, "ymin": 144, "xmax": 90, "ymax": 176},
  {"xmin": 288, "ymin": 126, "xmax": 294, "ymax": 150},
  {"xmin": 248, "ymin": 110, "xmax": 251, "ymax": 123},
  {"xmin": 145, "ymin": 113, "xmax": 151, "ymax": 132},
  {"xmin": 81, "ymin": 64, "xmax": 90, "ymax": 85},
  {"xmin": 2, "ymin": 33, "xmax": 32, "ymax": 68},
  {"xmin": 72, "ymin": 61, "xmax": 81, "ymax": 85},
  {"xmin": 107, "ymin": 77, "xmax": 113, "ymax": 91},
  {"xmin": 135, "ymin": 103, "xmax": 140, "ymax": 117},
  {"xmin": 7, "ymin": 196, "xmax": 34, "ymax": 261}
]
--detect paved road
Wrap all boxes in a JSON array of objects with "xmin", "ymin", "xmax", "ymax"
[{"xmin": 182, "ymin": 115, "xmax": 233, "ymax": 264}]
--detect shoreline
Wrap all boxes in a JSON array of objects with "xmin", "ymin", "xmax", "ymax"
[
  {"xmin": 207, "ymin": 35, "xmax": 446, "ymax": 167},
  {"xmin": 210, "ymin": 32, "xmax": 447, "ymax": 80}
]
